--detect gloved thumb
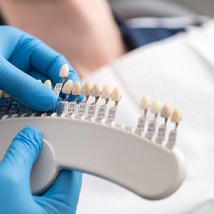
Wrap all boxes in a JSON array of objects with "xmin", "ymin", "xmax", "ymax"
[{"xmin": 1, "ymin": 126, "xmax": 43, "ymax": 177}]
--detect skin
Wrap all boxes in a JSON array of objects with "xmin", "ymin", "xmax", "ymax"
[{"xmin": 0, "ymin": 0, "xmax": 126, "ymax": 78}]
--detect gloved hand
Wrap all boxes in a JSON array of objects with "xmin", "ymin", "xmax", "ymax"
[
  {"xmin": 0, "ymin": 26, "xmax": 83, "ymax": 213},
  {"xmin": 0, "ymin": 126, "xmax": 82, "ymax": 214},
  {"xmin": 0, "ymin": 26, "xmax": 82, "ymax": 111}
]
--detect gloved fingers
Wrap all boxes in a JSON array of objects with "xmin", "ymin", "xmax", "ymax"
[
  {"xmin": 29, "ymin": 69, "xmax": 84, "ymax": 103},
  {"xmin": 0, "ymin": 26, "xmax": 82, "ymax": 104},
  {"xmin": 19, "ymin": 42, "xmax": 84, "ymax": 103},
  {"xmin": 0, "ymin": 56, "xmax": 57, "ymax": 111},
  {"xmin": 1, "ymin": 126, "xmax": 42, "ymax": 176},
  {"xmin": 0, "ymin": 26, "xmax": 81, "ymax": 87},
  {"xmin": 42, "ymin": 170, "xmax": 82, "ymax": 210},
  {"xmin": 29, "ymin": 42, "xmax": 81, "ymax": 85}
]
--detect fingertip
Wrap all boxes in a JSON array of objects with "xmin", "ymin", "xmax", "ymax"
[
  {"xmin": 15, "ymin": 125, "xmax": 43, "ymax": 160},
  {"xmin": 77, "ymin": 94, "xmax": 84, "ymax": 103},
  {"xmin": 68, "ymin": 71, "xmax": 81, "ymax": 84},
  {"xmin": 55, "ymin": 66, "xmax": 81, "ymax": 87},
  {"xmin": 35, "ymin": 88, "xmax": 57, "ymax": 112},
  {"xmin": 67, "ymin": 94, "xmax": 84, "ymax": 103},
  {"xmin": 46, "ymin": 55, "xmax": 77, "ymax": 84},
  {"xmin": 28, "ymin": 82, "xmax": 57, "ymax": 111},
  {"xmin": 16, "ymin": 125, "xmax": 43, "ymax": 147},
  {"xmin": 24, "ymin": 125, "xmax": 42, "ymax": 136}
]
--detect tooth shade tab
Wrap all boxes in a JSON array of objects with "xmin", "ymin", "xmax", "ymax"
[
  {"xmin": 161, "ymin": 104, "xmax": 171, "ymax": 119},
  {"xmin": 62, "ymin": 80, "xmax": 73, "ymax": 94},
  {"xmin": 44, "ymin": 80, "xmax": 52, "ymax": 89},
  {"xmin": 171, "ymin": 108, "xmax": 181, "ymax": 124},
  {"xmin": 72, "ymin": 81, "xmax": 82, "ymax": 95},
  {"xmin": 59, "ymin": 64, "xmax": 69, "ymax": 78},
  {"xmin": 82, "ymin": 82, "xmax": 92, "ymax": 96},
  {"xmin": 3, "ymin": 92, "xmax": 10, "ymax": 98},
  {"xmin": 37, "ymin": 79, "xmax": 42, "ymax": 83},
  {"xmin": 111, "ymin": 87, "xmax": 121, "ymax": 102},
  {"xmin": 150, "ymin": 100, "xmax": 160, "ymax": 114},
  {"xmin": 0, "ymin": 90, "xmax": 3, "ymax": 99},
  {"xmin": 91, "ymin": 83, "xmax": 101, "ymax": 97},
  {"xmin": 101, "ymin": 85, "xmax": 111, "ymax": 100},
  {"xmin": 140, "ymin": 95, "xmax": 150, "ymax": 110}
]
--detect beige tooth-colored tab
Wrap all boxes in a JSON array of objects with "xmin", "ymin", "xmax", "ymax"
[
  {"xmin": 0, "ymin": 90, "xmax": 3, "ymax": 99},
  {"xmin": 171, "ymin": 108, "xmax": 181, "ymax": 123},
  {"xmin": 82, "ymin": 82, "xmax": 92, "ymax": 96},
  {"xmin": 62, "ymin": 80, "xmax": 73, "ymax": 94},
  {"xmin": 91, "ymin": 83, "xmax": 101, "ymax": 97},
  {"xmin": 72, "ymin": 81, "xmax": 82, "ymax": 95},
  {"xmin": 161, "ymin": 104, "xmax": 171, "ymax": 119},
  {"xmin": 111, "ymin": 87, "xmax": 121, "ymax": 102},
  {"xmin": 150, "ymin": 100, "xmax": 160, "ymax": 114},
  {"xmin": 140, "ymin": 95, "xmax": 150, "ymax": 110},
  {"xmin": 101, "ymin": 85, "xmax": 111, "ymax": 100},
  {"xmin": 44, "ymin": 79, "xmax": 52, "ymax": 89},
  {"xmin": 3, "ymin": 92, "xmax": 11, "ymax": 98},
  {"xmin": 59, "ymin": 64, "xmax": 69, "ymax": 78}
]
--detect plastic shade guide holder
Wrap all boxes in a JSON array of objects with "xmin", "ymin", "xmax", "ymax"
[{"xmin": 0, "ymin": 73, "xmax": 186, "ymax": 200}]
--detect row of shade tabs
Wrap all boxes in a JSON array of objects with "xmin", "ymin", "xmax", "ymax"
[
  {"xmin": 0, "ymin": 64, "xmax": 181, "ymax": 150},
  {"xmin": 54, "ymin": 64, "xmax": 181, "ymax": 150},
  {"xmin": 43, "ymin": 64, "xmax": 122, "ymax": 124}
]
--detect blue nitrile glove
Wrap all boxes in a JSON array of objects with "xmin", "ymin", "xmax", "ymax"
[
  {"xmin": 0, "ymin": 126, "xmax": 82, "ymax": 214},
  {"xmin": 0, "ymin": 26, "xmax": 83, "ymax": 111}
]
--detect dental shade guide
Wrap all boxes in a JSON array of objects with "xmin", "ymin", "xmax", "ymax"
[
  {"xmin": 135, "ymin": 95, "xmax": 150, "ymax": 135},
  {"xmin": 0, "ymin": 65, "xmax": 186, "ymax": 200},
  {"xmin": 76, "ymin": 82, "xmax": 91, "ymax": 119},
  {"xmin": 96, "ymin": 85, "xmax": 111, "ymax": 123},
  {"xmin": 86, "ymin": 83, "xmax": 101, "ymax": 121},
  {"xmin": 57, "ymin": 80, "xmax": 73, "ymax": 116}
]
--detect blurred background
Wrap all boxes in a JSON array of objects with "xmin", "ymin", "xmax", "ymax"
[{"xmin": 109, "ymin": 0, "xmax": 214, "ymax": 18}]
